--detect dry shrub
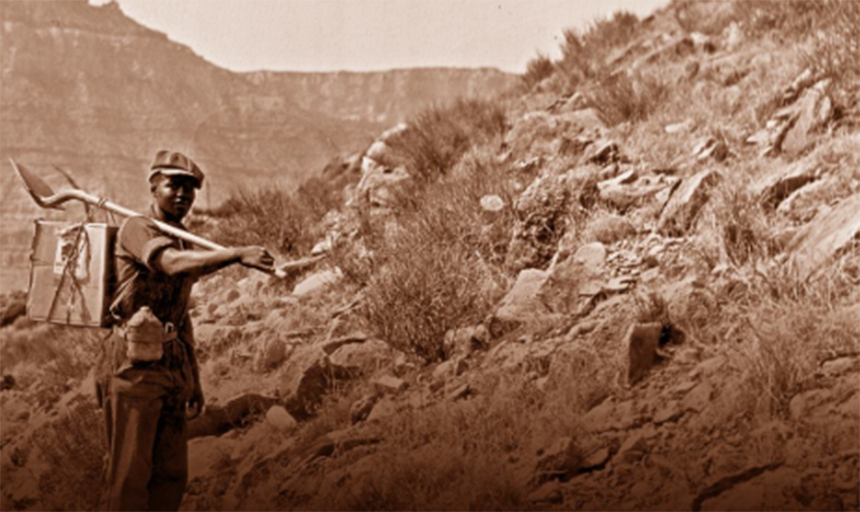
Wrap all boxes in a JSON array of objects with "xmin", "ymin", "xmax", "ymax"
[
  {"xmin": 385, "ymin": 99, "xmax": 507, "ymax": 182},
  {"xmin": 558, "ymin": 29, "xmax": 599, "ymax": 89},
  {"xmin": 556, "ymin": 11, "xmax": 640, "ymax": 89},
  {"xmin": 521, "ymin": 53, "xmax": 555, "ymax": 90},
  {"xmin": 587, "ymin": 72, "xmax": 668, "ymax": 127},
  {"xmin": 729, "ymin": 293, "xmax": 858, "ymax": 419},
  {"xmin": 582, "ymin": 11, "xmax": 640, "ymax": 51},
  {"xmin": 364, "ymin": 250, "xmax": 487, "ymax": 362},
  {"xmin": 206, "ymin": 175, "xmax": 341, "ymax": 257},
  {"xmin": 357, "ymin": 154, "xmax": 516, "ymax": 362}
]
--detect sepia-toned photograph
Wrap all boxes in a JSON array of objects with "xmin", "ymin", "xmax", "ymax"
[{"xmin": 1, "ymin": 0, "xmax": 858, "ymax": 510}]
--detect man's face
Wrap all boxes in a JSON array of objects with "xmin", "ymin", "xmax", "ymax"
[{"xmin": 151, "ymin": 174, "xmax": 197, "ymax": 220}]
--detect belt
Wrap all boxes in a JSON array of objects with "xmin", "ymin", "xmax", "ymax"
[{"xmin": 113, "ymin": 322, "xmax": 179, "ymax": 343}]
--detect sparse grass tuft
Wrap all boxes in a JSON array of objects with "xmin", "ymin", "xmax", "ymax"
[
  {"xmin": 671, "ymin": 0, "xmax": 737, "ymax": 35},
  {"xmin": 587, "ymin": 72, "xmax": 668, "ymax": 127},
  {"xmin": 702, "ymin": 179, "xmax": 780, "ymax": 267}
]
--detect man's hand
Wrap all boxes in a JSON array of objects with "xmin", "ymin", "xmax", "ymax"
[
  {"xmin": 239, "ymin": 246, "xmax": 275, "ymax": 272},
  {"xmin": 187, "ymin": 383, "xmax": 205, "ymax": 420}
]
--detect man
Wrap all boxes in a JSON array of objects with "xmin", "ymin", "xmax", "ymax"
[{"xmin": 98, "ymin": 150, "xmax": 274, "ymax": 511}]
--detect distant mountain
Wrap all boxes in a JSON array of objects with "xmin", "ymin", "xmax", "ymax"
[{"xmin": 0, "ymin": 0, "xmax": 516, "ymax": 290}]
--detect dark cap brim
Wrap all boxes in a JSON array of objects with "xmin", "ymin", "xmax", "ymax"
[{"xmin": 149, "ymin": 168, "xmax": 203, "ymax": 188}]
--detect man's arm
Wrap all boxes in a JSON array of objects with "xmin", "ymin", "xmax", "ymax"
[{"xmin": 154, "ymin": 246, "xmax": 274, "ymax": 277}]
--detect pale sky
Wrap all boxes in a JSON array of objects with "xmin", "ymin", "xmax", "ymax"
[{"xmin": 96, "ymin": 0, "xmax": 669, "ymax": 73}]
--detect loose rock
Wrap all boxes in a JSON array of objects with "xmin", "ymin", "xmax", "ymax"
[
  {"xmin": 535, "ymin": 437, "xmax": 581, "ymax": 483},
  {"xmin": 658, "ymin": 169, "xmax": 721, "ymax": 235},
  {"xmin": 753, "ymin": 161, "xmax": 822, "ymax": 209},
  {"xmin": 253, "ymin": 337, "xmax": 288, "ymax": 372},
  {"xmin": 292, "ymin": 270, "xmax": 341, "ymax": 297},
  {"xmin": 281, "ymin": 356, "xmax": 354, "ymax": 421},
  {"xmin": 785, "ymin": 193, "xmax": 860, "ymax": 280},
  {"xmin": 372, "ymin": 375, "xmax": 408, "ymax": 394},
  {"xmin": 488, "ymin": 268, "xmax": 552, "ymax": 337},
  {"xmin": 780, "ymin": 81, "xmax": 833, "ymax": 156},
  {"xmin": 350, "ymin": 394, "xmax": 380, "ymax": 424},
  {"xmin": 266, "ymin": 405, "xmax": 297, "ymax": 431}
]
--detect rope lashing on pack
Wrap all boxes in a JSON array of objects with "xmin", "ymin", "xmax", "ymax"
[{"xmin": 45, "ymin": 199, "xmax": 104, "ymax": 325}]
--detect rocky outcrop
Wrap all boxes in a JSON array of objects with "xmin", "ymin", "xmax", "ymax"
[
  {"xmin": 506, "ymin": 174, "xmax": 571, "ymax": 270},
  {"xmin": 785, "ymin": 193, "xmax": 860, "ymax": 280},
  {"xmin": 746, "ymin": 75, "xmax": 833, "ymax": 157}
]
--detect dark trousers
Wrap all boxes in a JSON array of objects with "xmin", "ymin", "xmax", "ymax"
[{"xmin": 98, "ymin": 333, "xmax": 194, "ymax": 511}]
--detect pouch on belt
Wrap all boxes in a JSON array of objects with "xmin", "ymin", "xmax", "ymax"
[{"xmin": 120, "ymin": 306, "xmax": 177, "ymax": 362}]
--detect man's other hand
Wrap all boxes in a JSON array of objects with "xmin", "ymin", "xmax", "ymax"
[
  {"xmin": 187, "ymin": 385, "xmax": 205, "ymax": 420},
  {"xmin": 239, "ymin": 246, "xmax": 275, "ymax": 271}
]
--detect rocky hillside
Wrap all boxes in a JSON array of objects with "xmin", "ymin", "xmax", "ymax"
[
  {"xmin": 2, "ymin": 1, "xmax": 859, "ymax": 510},
  {"xmin": 0, "ymin": 0, "xmax": 515, "ymax": 290}
]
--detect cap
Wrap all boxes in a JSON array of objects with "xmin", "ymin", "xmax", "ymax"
[{"xmin": 148, "ymin": 150, "xmax": 204, "ymax": 188}]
